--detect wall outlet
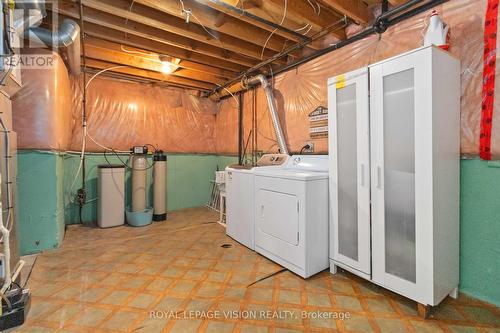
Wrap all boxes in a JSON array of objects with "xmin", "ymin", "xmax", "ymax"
[{"xmin": 303, "ymin": 141, "xmax": 314, "ymax": 153}]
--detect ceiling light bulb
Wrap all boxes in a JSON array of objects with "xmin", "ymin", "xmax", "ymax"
[{"xmin": 161, "ymin": 61, "xmax": 174, "ymax": 74}]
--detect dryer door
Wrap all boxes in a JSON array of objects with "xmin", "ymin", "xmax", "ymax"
[
  {"xmin": 258, "ymin": 189, "xmax": 299, "ymax": 246},
  {"xmin": 254, "ymin": 175, "xmax": 305, "ymax": 272}
]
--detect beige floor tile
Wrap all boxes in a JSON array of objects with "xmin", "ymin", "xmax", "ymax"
[
  {"xmin": 278, "ymin": 290, "xmax": 302, "ymax": 305},
  {"xmin": 204, "ymin": 320, "xmax": 235, "ymax": 333},
  {"xmin": 410, "ymin": 320, "xmax": 445, "ymax": 333},
  {"xmin": 366, "ymin": 298, "xmax": 397, "ymax": 314},
  {"xmin": 19, "ymin": 208, "xmax": 497, "ymax": 333},
  {"xmin": 102, "ymin": 310, "xmax": 141, "ymax": 331},
  {"xmin": 307, "ymin": 292, "xmax": 332, "ymax": 307},
  {"xmin": 376, "ymin": 318, "xmax": 409, "ymax": 333},
  {"xmin": 127, "ymin": 293, "xmax": 159, "ymax": 309},
  {"xmin": 169, "ymin": 319, "xmax": 203, "ymax": 332},
  {"xmin": 343, "ymin": 315, "xmax": 375, "ymax": 332},
  {"xmin": 72, "ymin": 306, "xmax": 112, "ymax": 327},
  {"xmin": 335, "ymin": 295, "xmax": 363, "ymax": 311}
]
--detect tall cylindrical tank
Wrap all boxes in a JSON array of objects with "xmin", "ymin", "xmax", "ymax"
[
  {"xmin": 153, "ymin": 151, "xmax": 167, "ymax": 221},
  {"xmin": 131, "ymin": 155, "xmax": 147, "ymax": 212}
]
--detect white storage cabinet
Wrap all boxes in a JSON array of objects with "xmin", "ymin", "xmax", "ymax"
[{"xmin": 328, "ymin": 46, "xmax": 460, "ymax": 310}]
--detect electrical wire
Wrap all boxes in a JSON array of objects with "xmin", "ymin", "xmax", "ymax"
[
  {"xmin": 294, "ymin": 23, "xmax": 311, "ymax": 32},
  {"xmin": 178, "ymin": 0, "xmax": 225, "ymax": 49},
  {"xmin": 260, "ymin": 0, "xmax": 288, "ymax": 60}
]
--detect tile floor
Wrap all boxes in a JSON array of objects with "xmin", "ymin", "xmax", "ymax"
[{"xmin": 16, "ymin": 207, "xmax": 500, "ymax": 333}]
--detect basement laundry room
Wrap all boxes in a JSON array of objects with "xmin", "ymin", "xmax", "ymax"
[{"xmin": 0, "ymin": 0, "xmax": 499, "ymax": 332}]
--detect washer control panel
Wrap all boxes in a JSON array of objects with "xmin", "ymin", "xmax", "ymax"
[{"xmin": 256, "ymin": 154, "xmax": 289, "ymax": 166}]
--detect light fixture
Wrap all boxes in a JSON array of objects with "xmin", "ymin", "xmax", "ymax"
[
  {"xmin": 161, "ymin": 61, "xmax": 174, "ymax": 74},
  {"xmin": 159, "ymin": 55, "xmax": 180, "ymax": 75}
]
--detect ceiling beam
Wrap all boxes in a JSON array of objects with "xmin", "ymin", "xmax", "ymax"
[
  {"xmin": 195, "ymin": 0, "xmax": 314, "ymax": 42},
  {"xmin": 67, "ymin": 0, "xmax": 289, "ymax": 61},
  {"xmin": 319, "ymin": 0, "xmax": 372, "ymax": 24},
  {"xmin": 53, "ymin": 2, "xmax": 274, "ymax": 68},
  {"xmin": 237, "ymin": 0, "xmax": 345, "ymax": 39},
  {"xmin": 84, "ymin": 59, "xmax": 216, "ymax": 91},
  {"xmin": 84, "ymin": 37, "xmax": 234, "ymax": 80},
  {"xmin": 49, "ymin": 10, "xmax": 248, "ymax": 73},
  {"xmin": 131, "ymin": 0, "xmax": 298, "ymax": 54},
  {"xmin": 84, "ymin": 42, "xmax": 226, "ymax": 85}
]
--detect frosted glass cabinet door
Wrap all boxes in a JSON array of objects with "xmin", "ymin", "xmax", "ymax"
[
  {"xmin": 328, "ymin": 68, "xmax": 371, "ymax": 275},
  {"xmin": 370, "ymin": 51, "xmax": 432, "ymax": 301}
]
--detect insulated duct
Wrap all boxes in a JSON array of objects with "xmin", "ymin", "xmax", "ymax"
[
  {"xmin": 26, "ymin": 19, "xmax": 81, "ymax": 75},
  {"xmin": 243, "ymin": 75, "xmax": 289, "ymax": 155}
]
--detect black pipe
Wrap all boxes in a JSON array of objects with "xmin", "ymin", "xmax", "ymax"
[
  {"xmin": 238, "ymin": 93, "xmax": 243, "ymax": 165},
  {"xmin": 78, "ymin": 0, "xmax": 87, "ymax": 222},
  {"xmin": 196, "ymin": 0, "xmax": 310, "ymax": 42},
  {"xmin": 214, "ymin": 0, "xmax": 446, "ymax": 99}
]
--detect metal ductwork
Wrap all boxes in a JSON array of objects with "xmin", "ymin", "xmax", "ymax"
[
  {"xmin": 15, "ymin": 0, "xmax": 81, "ymax": 75},
  {"xmin": 243, "ymin": 74, "xmax": 289, "ymax": 155},
  {"xmin": 26, "ymin": 19, "xmax": 81, "ymax": 75}
]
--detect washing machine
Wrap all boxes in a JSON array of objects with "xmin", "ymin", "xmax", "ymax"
[
  {"xmin": 253, "ymin": 155, "xmax": 329, "ymax": 278},
  {"xmin": 225, "ymin": 154, "xmax": 289, "ymax": 250}
]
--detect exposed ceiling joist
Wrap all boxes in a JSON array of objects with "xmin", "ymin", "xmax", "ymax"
[
  {"xmin": 71, "ymin": 0, "xmax": 296, "ymax": 59},
  {"xmin": 49, "ymin": 11, "xmax": 248, "ymax": 73},
  {"xmin": 131, "ymin": 0, "xmax": 301, "ymax": 55},
  {"xmin": 195, "ymin": 0, "xmax": 319, "ymax": 44},
  {"xmin": 84, "ymin": 41, "xmax": 226, "ymax": 85},
  {"xmin": 84, "ymin": 37, "xmax": 234, "ymax": 79},
  {"xmin": 58, "ymin": 1, "xmax": 285, "ymax": 65},
  {"xmin": 85, "ymin": 59, "xmax": 216, "ymax": 91},
  {"xmin": 319, "ymin": 0, "xmax": 372, "ymax": 24},
  {"xmin": 236, "ymin": 0, "xmax": 346, "ymax": 39}
]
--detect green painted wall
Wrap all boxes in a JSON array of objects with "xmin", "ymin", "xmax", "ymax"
[
  {"xmin": 459, "ymin": 158, "xmax": 500, "ymax": 306},
  {"xmin": 62, "ymin": 153, "xmax": 237, "ymax": 224},
  {"xmin": 17, "ymin": 151, "xmax": 65, "ymax": 254},
  {"xmin": 16, "ymin": 152, "xmax": 500, "ymax": 305}
]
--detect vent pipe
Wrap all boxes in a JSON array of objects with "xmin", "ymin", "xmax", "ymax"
[
  {"xmin": 243, "ymin": 74, "xmax": 288, "ymax": 155},
  {"xmin": 26, "ymin": 19, "xmax": 81, "ymax": 75}
]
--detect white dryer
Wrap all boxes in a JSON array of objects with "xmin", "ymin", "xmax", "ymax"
[
  {"xmin": 225, "ymin": 154, "xmax": 289, "ymax": 250},
  {"xmin": 253, "ymin": 155, "xmax": 329, "ymax": 278}
]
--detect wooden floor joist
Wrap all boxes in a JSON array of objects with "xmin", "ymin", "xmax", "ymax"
[
  {"xmin": 319, "ymin": 0, "xmax": 372, "ymax": 25},
  {"xmin": 130, "ymin": 0, "xmax": 299, "ymax": 55},
  {"xmin": 84, "ymin": 43, "xmax": 226, "ymax": 86},
  {"xmin": 84, "ymin": 37, "xmax": 235, "ymax": 80},
  {"xmin": 84, "ymin": 59, "xmax": 216, "ymax": 91},
  {"xmin": 65, "ymin": 0, "xmax": 288, "ymax": 62},
  {"xmin": 49, "ymin": 10, "xmax": 248, "ymax": 73},
  {"xmin": 54, "ymin": 2, "xmax": 276, "ymax": 68}
]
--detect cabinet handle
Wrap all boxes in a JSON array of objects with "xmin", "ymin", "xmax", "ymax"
[
  {"xmin": 377, "ymin": 166, "xmax": 382, "ymax": 189},
  {"xmin": 261, "ymin": 205, "xmax": 264, "ymax": 218}
]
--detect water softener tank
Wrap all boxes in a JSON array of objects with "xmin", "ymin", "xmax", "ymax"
[
  {"xmin": 153, "ymin": 151, "xmax": 167, "ymax": 221},
  {"xmin": 131, "ymin": 154, "xmax": 147, "ymax": 212}
]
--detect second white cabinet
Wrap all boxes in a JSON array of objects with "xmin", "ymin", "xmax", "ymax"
[{"xmin": 328, "ymin": 46, "xmax": 460, "ymax": 308}]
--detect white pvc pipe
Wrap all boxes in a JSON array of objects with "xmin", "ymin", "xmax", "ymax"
[{"xmin": 0, "ymin": 171, "xmax": 11, "ymax": 294}]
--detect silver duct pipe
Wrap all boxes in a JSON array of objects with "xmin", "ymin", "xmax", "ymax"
[
  {"xmin": 243, "ymin": 74, "xmax": 289, "ymax": 155},
  {"xmin": 26, "ymin": 19, "xmax": 81, "ymax": 75}
]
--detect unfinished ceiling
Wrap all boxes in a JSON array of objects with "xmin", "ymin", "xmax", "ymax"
[{"xmin": 46, "ymin": 0, "xmax": 401, "ymax": 96}]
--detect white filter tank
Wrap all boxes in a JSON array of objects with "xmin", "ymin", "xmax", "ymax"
[{"xmin": 131, "ymin": 155, "xmax": 147, "ymax": 212}]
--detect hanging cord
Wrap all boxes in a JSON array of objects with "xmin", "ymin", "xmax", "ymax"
[{"xmin": 260, "ymin": 0, "xmax": 288, "ymax": 60}]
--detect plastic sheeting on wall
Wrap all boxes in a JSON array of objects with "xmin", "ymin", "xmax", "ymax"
[
  {"xmin": 215, "ymin": 0, "xmax": 486, "ymax": 156},
  {"xmin": 12, "ymin": 49, "xmax": 73, "ymax": 150},
  {"xmin": 69, "ymin": 76, "xmax": 219, "ymax": 153}
]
